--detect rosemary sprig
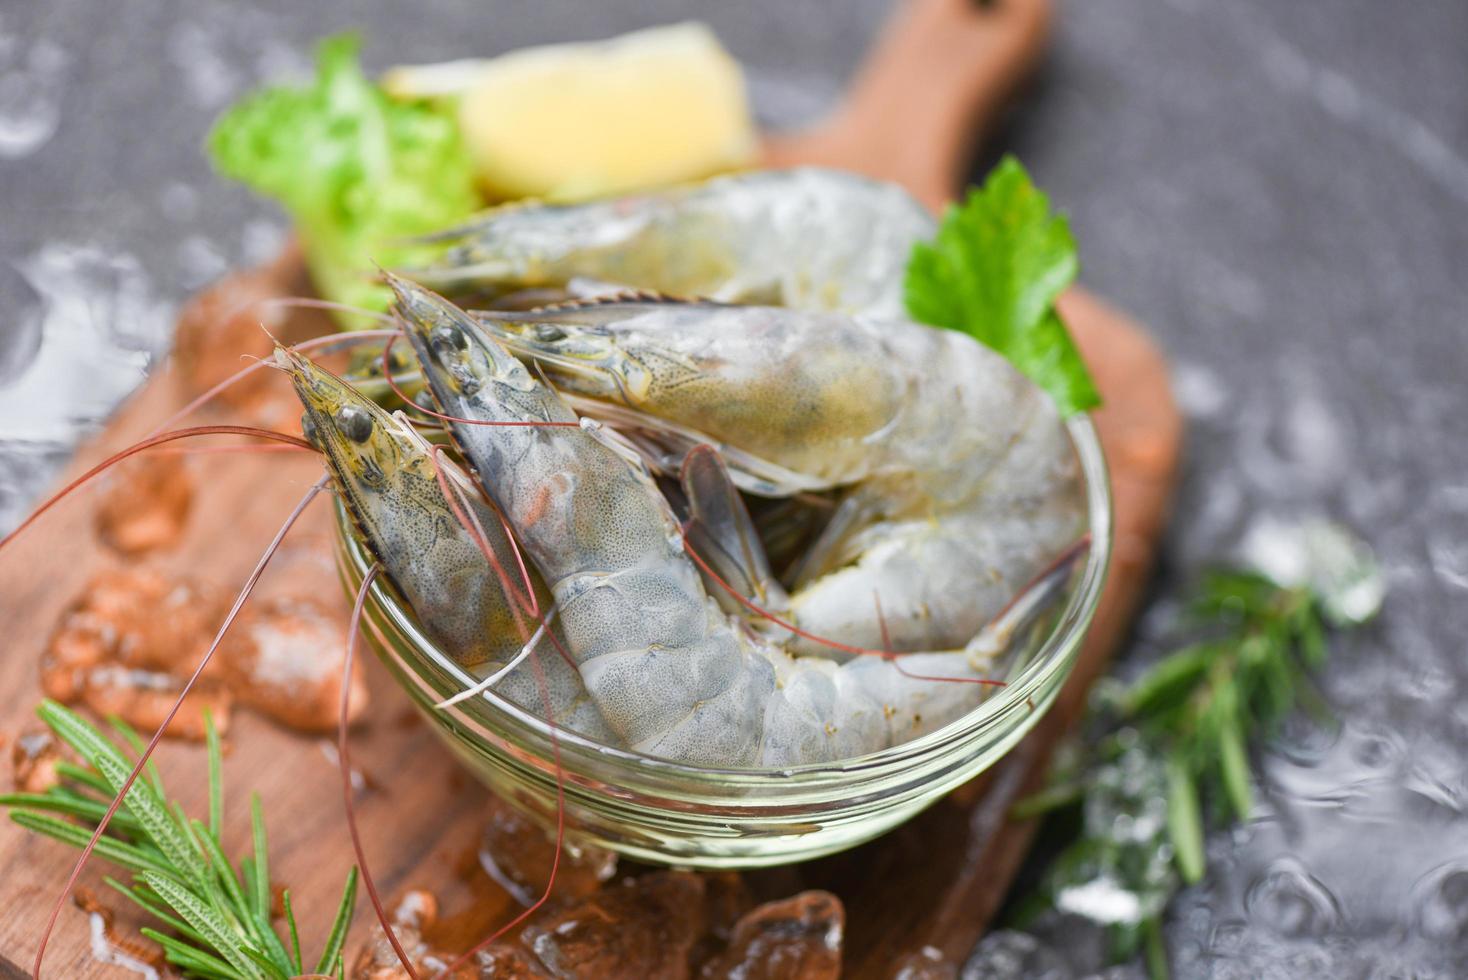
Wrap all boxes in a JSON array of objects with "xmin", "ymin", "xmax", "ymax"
[
  {"xmin": 1011, "ymin": 520, "xmax": 1382, "ymax": 977},
  {"xmin": 0, "ymin": 701, "xmax": 358, "ymax": 979}
]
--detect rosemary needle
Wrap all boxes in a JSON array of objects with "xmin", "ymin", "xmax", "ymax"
[{"xmin": 3, "ymin": 702, "xmax": 358, "ymax": 979}]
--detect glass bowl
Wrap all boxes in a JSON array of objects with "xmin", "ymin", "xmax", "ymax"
[{"xmin": 334, "ymin": 416, "xmax": 1111, "ymax": 868}]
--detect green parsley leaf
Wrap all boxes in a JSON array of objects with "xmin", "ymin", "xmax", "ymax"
[
  {"xmin": 904, "ymin": 156, "xmax": 1101, "ymax": 416},
  {"xmin": 208, "ymin": 33, "xmax": 480, "ymax": 326}
]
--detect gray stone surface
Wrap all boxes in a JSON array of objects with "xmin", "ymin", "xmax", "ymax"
[{"xmin": 1, "ymin": 1, "xmax": 1465, "ymax": 975}]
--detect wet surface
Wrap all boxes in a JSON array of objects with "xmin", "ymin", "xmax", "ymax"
[
  {"xmin": 40, "ymin": 566, "xmax": 366, "ymax": 738},
  {"xmin": 92, "ymin": 454, "xmax": 194, "ymax": 557},
  {"xmin": 10, "ymin": 727, "xmax": 64, "ymax": 795},
  {"xmin": 475, "ymin": 795, "xmax": 617, "ymax": 908},
  {"xmin": 347, "ymin": 867, "xmax": 845, "ymax": 979},
  {"xmin": 71, "ymin": 890, "xmax": 164, "ymax": 980},
  {"xmin": 215, "ymin": 593, "xmax": 370, "ymax": 732},
  {"xmin": 41, "ymin": 567, "xmax": 233, "ymax": 739},
  {"xmin": 1, "ymin": 1, "xmax": 1465, "ymax": 976},
  {"xmin": 991, "ymin": 2, "xmax": 1468, "ymax": 975},
  {"xmin": 696, "ymin": 891, "xmax": 844, "ymax": 980}
]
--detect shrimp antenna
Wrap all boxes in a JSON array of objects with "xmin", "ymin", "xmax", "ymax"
[
  {"xmin": 874, "ymin": 590, "xmax": 983, "ymax": 687},
  {"xmin": 988, "ymin": 533, "xmax": 1093, "ymax": 625},
  {"xmin": 440, "ymin": 645, "xmax": 566, "ymax": 973},
  {"xmin": 0, "ymin": 425, "xmax": 314, "ymax": 555},
  {"xmin": 428, "ymin": 447, "xmax": 541, "ymax": 624},
  {"xmin": 428, "ymin": 447, "xmax": 578, "ymax": 674},
  {"xmin": 874, "ymin": 590, "xmax": 895, "ymax": 653},
  {"xmin": 153, "ymin": 327, "xmax": 403, "ymax": 436},
  {"xmin": 252, "ymin": 296, "xmax": 398, "ymax": 327},
  {"xmin": 421, "ymin": 447, "xmax": 572, "ymax": 968},
  {"xmin": 337, "ymin": 563, "xmax": 421, "ymax": 979},
  {"xmin": 145, "ymin": 443, "xmax": 308, "ymax": 458},
  {"xmin": 32, "ymin": 475, "xmax": 329, "ymax": 978}
]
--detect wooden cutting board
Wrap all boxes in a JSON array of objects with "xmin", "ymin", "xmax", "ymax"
[{"xmin": 0, "ymin": 0, "xmax": 1181, "ymax": 975}]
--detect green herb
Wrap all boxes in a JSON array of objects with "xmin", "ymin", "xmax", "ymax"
[
  {"xmin": 208, "ymin": 33, "xmax": 481, "ymax": 326},
  {"xmin": 1, "ymin": 702, "xmax": 358, "ymax": 979},
  {"xmin": 1010, "ymin": 521, "xmax": 1382, "ymax": 977},
  {"xmin": 904, "ymin": 156, "xmax": 1100, "ymax": 417}
]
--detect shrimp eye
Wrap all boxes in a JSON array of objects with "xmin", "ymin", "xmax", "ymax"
[
  {"xmin": 300, "ymin": 412, "xmax": 320, "ymax": 449},
  {"xmin": 336, "ymin": 405, "xmax": 374, "ymax": 443},
  {"xmin": 432, "ymin": 325, "xmax": 467, "ymax": 353},
  {"xmin": 533, "ymin": 324, "xmax": 566, "ymax": 343}
]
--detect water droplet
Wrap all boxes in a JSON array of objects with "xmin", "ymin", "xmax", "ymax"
[
  {"xmin": 160, "ymin": 183, "xmax": 199, "ymax": 222},
  {"xmin": 34, "ymin": 244, "xmax": 170, "ymax": 353},
  {"xmin": 1349, "ymin": 728, "xmax": 1403, "ymax": 772},
  {"xmin": 0, "ymin": 261, "xmax": 43, "ymax": 377},
  {"xmin": 175, "ymin": 235, "xmax": 228, "ymax": 289},
  {"xmin": 1271, "ymin": 712, "xmax": 1341, "ymax": 767},
  {"xmin": 1428, "ymin": 538, "xmax": 1468, "ymax": 591},
  {"xmin": 0, "ymin": 243, "xmax": 171, "ymax": 445},
  {"xmin": 0, "ymin": 34, "xmax": 67, "ymax": 159},
  {"xmin": 1244, "ymin": 858, "xmax": 1342, "ymax": 938},
  {"xmin": 1413, "ymin": 862, "xmax": 1468, "ymax": 941},
  {"xmin": 961, "ymin": 930, "xmax": 1071, "ymax": 980},
  {"xmin": 1206, "ymin": 922, "xmax": 1246, "ymax": 959},
  {"xmin": 1431, "ymin": 483, "xmax": 1468, "ymax": 513},
  {"xmin": 1174, "ymin": 361, "xmax": 1229, "ymax": 418},
  {"xmin": 239, "ymin": 219, "xmax": 287, "ymax": 267},
  {"xmin": 1239, "ymin": 516, "xmax": 1384, "ymax": 624},
  {"xmin": 0, "ymin": 441, "xmax": 70, "ymax": 536},
  {"xmin": 168, "ymin": 23, "xmax": 242, "ymax": 107},
  {"xmin": 1404, "ymin": 764, "xmax": 1462, "ymax": 814},
  {"xmin": 1235, "ymin": 374, "xmax": 1351, "ymax": 494},
  {"xmin": 253, "ymin": 38, "xmax": 309, "ymax": 83}
]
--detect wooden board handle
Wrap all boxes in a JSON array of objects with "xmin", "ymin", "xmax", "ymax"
[{"xmin": 763, "ymin": 0, "xmax": 1052, "ymax": 209}]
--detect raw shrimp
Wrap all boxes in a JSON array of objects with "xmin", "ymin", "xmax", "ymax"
[
  {"xmin": 407, "ymin": 166, "xmax": 1082, "ymax": 656},
  {"xmin": 473, "ymin": 298, "xmax": 1085, "ymax": 657},
  {"xmin": 407, "ymin": 168, "xmax": 934, "ymax": 319},
  {"xmin": 391, "ymin": 276, "xmax": 775, "ymax": 764},
  {"xmin": 390, "ymin": 276, "xmax": 1031, "ymax": 767},
  {"xmin": 276, "ymin": 347, "xmax": 617, "ymax": 743}
]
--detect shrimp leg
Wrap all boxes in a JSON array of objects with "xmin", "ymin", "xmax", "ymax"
[{"xmin": 675, "ymin": 445, "xmax": 790, "ymax": 619}]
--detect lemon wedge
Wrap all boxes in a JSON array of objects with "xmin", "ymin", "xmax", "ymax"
[{"xmin": 384, "ymin": 23, "xmax": 757, "ymax": 202}]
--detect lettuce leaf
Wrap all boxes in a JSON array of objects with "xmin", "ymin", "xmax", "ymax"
[
  {"xmin": 208, "ymin": 34, "xmax": 480, "ymax": 325},
  {"xmin": 904, "ymin": 157, "xmax": 1100, "ymax": 416}
]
